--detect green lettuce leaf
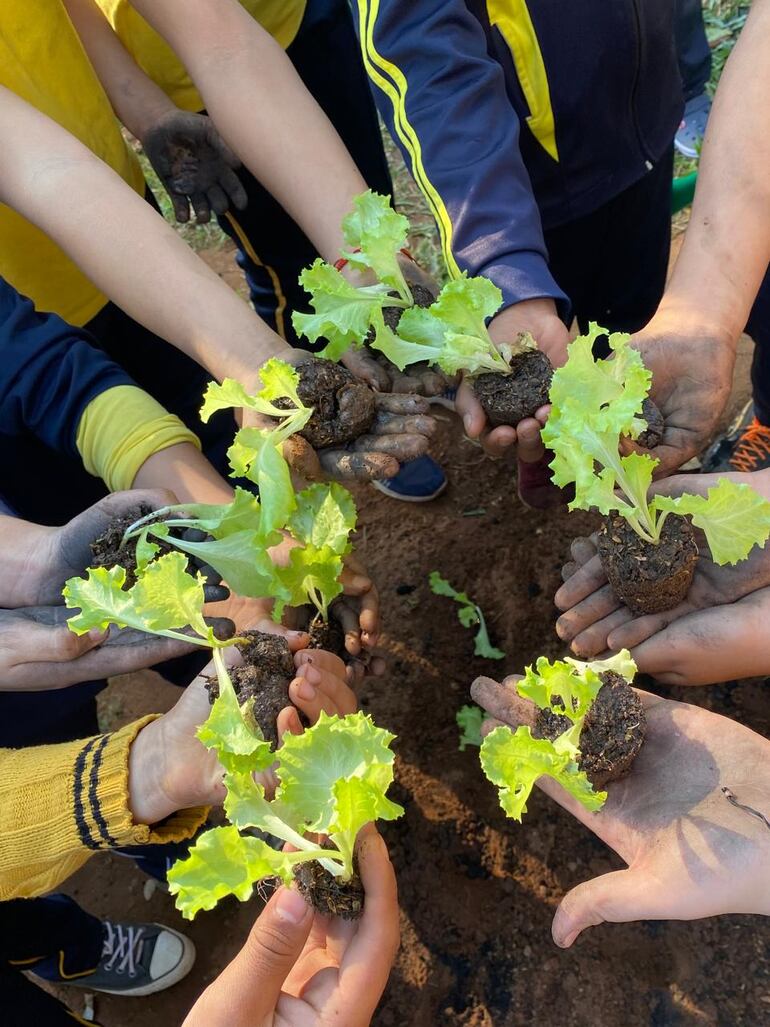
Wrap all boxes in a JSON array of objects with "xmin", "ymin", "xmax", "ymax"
[
  {"xmin": 292, "ymin": 259, "xmax": 393, "ymax": 360},
  {"xmin": 200, "ymin": 360, "xmax": 312, "ymax": 430},
  {"xmin": 63, "ymin": 553, "xmax": 218, "ymax": 647},
  {"xmin": 340, "ymin": 190, "xmax": 411, "ymax": 302},
  {"xmin": 275, "ymin": 712, "xmax": 403, "ymax": 836},
  {"xmin": 167, "ymin": 826, "xmax": 294, "ymax": 919},
  {"xmin": 196, "ymin": 662, "xmax": 275, "ymax": 773},
  {"xmin": 429, "ymin": 275, "xmax": 503, "ymax": 338},
  {"xmin": 273, "ymin": 543, "xmax": 344, "ymax": 620},
  {"xmin": 368, "ymin": 305, "xmax": 444, "ymax": 371},
  {"xmin": 428, "ymin": 571, "xmax": 504, "ymax": 660},
  {"xmin": 564, "ymin": 649, "xmax": 638, "ymax": 683},
  {"xmin": 517, "ymin": 656, "xmax": 603, "ymax": 723},
  {"xmin": 227, "ymin": 427, "xmax": 297, "ymax": 537},
  {"xmin": 480, "ymin": 725, "xmax": 606, "ymax": 821},
  {"xmin": 652, "ymin": 478, "xmax": 770, "ymax": 565},
  {"xmin": 456, "ymin": 705, "xmax": 484, "ymax": 750},
  {"xmin": 288, "ymin": 482, "xmax": 357, "ymax": 554}
]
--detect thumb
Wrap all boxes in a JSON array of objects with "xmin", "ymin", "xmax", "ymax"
[
  {"xmin": 185, "ymin": 887, "xmax": 312, "ymax": 1026},
  {"xmin": 552, "ymin": 868, "xmax": 655, "ymax": 948}
]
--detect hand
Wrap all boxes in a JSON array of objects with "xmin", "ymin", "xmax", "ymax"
[
  {"xmin": 0, "ymin": 605, "xmax": 231, "ymax": 691},
  {"xmin": 21, "ymin": 489, "xmax": 181, "ymax": 607},
  {"xmin": 554, "ymin": 471, "xmax": 770, "ymax": 671},
  {"xmin": 471, "ymin": 675, "xmax": 770, "ymax": 945},
  {"xmin": 142, "ymin": 110, "xmax": 248, "ymax": 224},
  {"xmin": 456, "ymin": 298, "xmax": 569, "ymax": 461},
  {"xmin": 128, "ymin": 642, "xmax": 355, "ymax": 824},
  {"xmin": 274, "ymin": 392, "xmax": 437, "ymax": 483},
  {"xmin": 629, "ymin": 319, "xmax": 737, "ymax": 476},
  {"xmin": 183, "ymin": 827, "xmax": 399, "ymax": 1027}
]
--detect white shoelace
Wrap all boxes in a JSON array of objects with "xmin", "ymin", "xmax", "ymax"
[{"xmin": 101, "ymin": 921, "xmax": 145, "ymax": 977}]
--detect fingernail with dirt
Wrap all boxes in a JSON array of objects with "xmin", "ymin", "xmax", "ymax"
[{"xmin": 295, "ymin": 680, "xmax": 316, "ymax": 701}]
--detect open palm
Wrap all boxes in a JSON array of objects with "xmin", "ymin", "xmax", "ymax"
[{"xmin": 472, "ymin": 675, "xmax": 770, "ymax": 946}]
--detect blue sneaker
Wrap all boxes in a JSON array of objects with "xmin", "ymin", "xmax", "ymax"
[
  {"xmin": 371, "ymin": 455, "xmax": 447, "ymax": 502},
  {"xmin": 674, "ymin": 93, "xmax": 711, "ymax": 159}
]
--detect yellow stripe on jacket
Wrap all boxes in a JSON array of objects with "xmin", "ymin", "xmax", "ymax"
[
  {"xmin": 0, "ymin": 717, "xmax": 207, "ymax": 901},
  {"xmin": 0, "ymin": 0, "xmax": 145, "ymax": 327},
  {"xmin": 76, "ymin": 385, "xmax": 201, "ymax": 492},
  {"xmin": 96, "ymin": 0, "xmax": 307, "ymax": 111},
  {"xmin": 486, "ymin": 0, "xmax": 559, "ymax": 162},
  {"xmin": 355, "ymin": 0, "xmax": 461, "ymax": 280}
]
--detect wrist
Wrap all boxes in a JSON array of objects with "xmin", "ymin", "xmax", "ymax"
[
  {"xmin": 131, "ymin": 99, "xmax": 182, "ymax": 146},
  {"xmin": 650, "ymin": 295, "xmax": 741, "ymax": 352},
  {"xmin": 0, "ymin": 518, "xmax": 59, "ymax": 607},
  {"xmin": 489, "ymin": 297, "xmax": 561, "ymax": 343},
  {"xmin": 127, "ymin": 718, "xmax": 178, "ymax": 825}
]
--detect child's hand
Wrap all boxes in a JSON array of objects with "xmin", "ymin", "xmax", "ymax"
[
  {"xmin": 471, "ymin": 675, "xmax": 770, "ymax": 945},
  {"xmin": 142, "ymin": 110, "xmax": 248, "ymax": 223},
  {"xmin": 183, "ymin": 827, "xmax": 399, "ymax": 1027}
]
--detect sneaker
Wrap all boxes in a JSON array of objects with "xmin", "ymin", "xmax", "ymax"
[
  {"xmin": 674, "ymin": 93, "xmax": 712, "ymax": 159},
  {"xmin": 41, "ymin": 921, "xmax": 195, "ymax": 997},
  {"xmin": 428, "ymin": 386, "xmax": 458, "ymax": 412},
  {"xmin": 702, "ymin": 405, "xmax": 770, "ymax": 473},
  {"xmin": 371, "ymin": 454, "xmax": 447, "ymax": 502}
]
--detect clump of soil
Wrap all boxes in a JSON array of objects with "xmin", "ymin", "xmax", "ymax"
[
  {"xmin": 91, "ymin": 504, "xmax": 180, "ymax": 587},
  {"xmin": 596, "ymin": 514, "xmax": 698, "ymax": 615},
  {"xmin": 382, "ymin": 281, "xmax": 435, "ymax": 333},
  {"xmin": 205, "ymin": 630, "xmax": 296, "ymax": 747},
  {"xmin": 307, "ymin": 613, "xmax": 347, "ymax": 660},
  {"xmin": 534, "ymin": 670, "xmax": 646, "ymax": 787},
  {"xmin": 473, "ymin": 348, "xmax": 554, "ymax": 427},
  {"xmin": 279, "ymin": 357, "xmax": 376, "ymax": 449},
  {"xmin": 635, "ymin": 397, "xmax": 664, "ymax": 449},
  {"xmin": 294, "ymin": 844, "xmax": 364, "ymax": 920}
]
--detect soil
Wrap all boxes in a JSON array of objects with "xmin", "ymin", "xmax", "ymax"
[
  {"xmin": 597, "ymin": 515, "xmax": 699, "ymax": 615},
  {"xmin": 49, "ymin": 248, "xmax": 769, "ymax": 1027},
  {"xmin": 382, "ymin": 281, "xmax": 436, "ymax": 333},
  {"xmin": 636, "ymin": 397, "xmax": 665, "ymax": 450},
  {"xmin": 279, "ymin": 356, "xmax": 376, "ymax": 449},
  {"xmin": 473, "ymin": 348, "xmax": 554, "ymax": 427},
  {"xmin": 294, "ymin": 849, "xmax": 364, "ymax": 920},
  {"xmin": 205, "ymin": 630, "xmax": 295, "ymax": 747},
  {"xmin": 90, "ymin": 504, "xmax": 185, "ymax": 586},
  {"xmin": 306, "ymin": 610, "xmax": 347, "ymax": 660},
  {"xmin": 535, "ymin": 671, "xmax": 646, "ymax": 787}
]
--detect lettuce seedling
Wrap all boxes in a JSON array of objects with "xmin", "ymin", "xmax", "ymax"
[
  {"xmin": 541, "ymin": 324, "xmax": 770, "ymax": 562},
  {"xmin": 479, "ymin": 651, "xmax": 637, "ymax": 821},
  {"xmin": 429, "ymin": 571, "xmax": 504, "ymax": 660},
  {"xmin": 456, "ymin": 705, "xmax": 484, "ymax": 750},
  {"xmin": 63, "ymin": 552, "xmax": 275, "ymax": 773},
  {"xmin": 167, "ymin": 711, "xmax": 404, "ymax": 918}
]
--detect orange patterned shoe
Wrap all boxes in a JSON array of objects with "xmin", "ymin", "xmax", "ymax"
[{"xmin": 703, "ymin": 404, "xmax": 770, "ymax": 473}]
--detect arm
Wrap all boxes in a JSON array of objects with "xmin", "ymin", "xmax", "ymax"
[
  {"xmin": 62, "ymin": 0, "xmax": 247, "ymax": 224},
  {"xmin": 631, "ymin": 0, "xmax": 770, "ymax": 473},
  {"xmin": 0, "ymin": 86, "xmax": 290, "ymax": 389},
  {"xmin": 356, "ymin": 0, "xmax": 569, "ymax": 455},
  {"xmin": 129, "ymin": 0, "xmax": 368, "ymax": 262}
]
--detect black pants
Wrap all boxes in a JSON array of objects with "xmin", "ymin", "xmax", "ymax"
[
  {"xmin": 1, "ymin": 894, "xmax": 105, "ymax": 1026},
  {"xmin": 747, "ymin": 273, "xmax": 770, "ymax": 427},
  {"xmin": 215, "ymin": 0, "xmax": 392, "ymax": 348},
  {"xmin": 675, "ymin": 0, "xmax": 712, "ymax": 102},
  {"xmin": 545, "ymin": 149, "xmax": 674, "ymax": 343}
]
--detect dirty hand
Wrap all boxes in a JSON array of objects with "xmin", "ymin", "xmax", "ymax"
[
  {"xmin": 456, "ymin": 298, "xmax": 568, "ymax": 461},
  {"xmin": 276, "ymin": 391, "xmax": 437, "ymax": 483},
  {"xmin": 629, "ymin": 318, "xmax": 737, "ymax": 476},
  {"xmin": 183, "ymin": 827, "xmax": 399, "ymax": 1027},
  {"xmin": 13, "ymin": 489, "xmax": 186, "ymax": 607},
  {"xmin": 471, "ymin": 674, "xmax": 770, "ymax": 945},
  {"xmin": 128, "ymin": 643, "xmax": 354, "ymax": 824},
  {"xmin": 142, "ymin": 110, "xmax": 247, "ymax": 224},
  {"xmin": 340, "ymin": 256, "xmax": 453, "ymax": 396},
  {"xmin": 554, "ymin": 471, "xmax": 770, "ymax": 671},
  {"xmin": 0, "ymin": 605, "xmax": 231, "ymax": 691}
]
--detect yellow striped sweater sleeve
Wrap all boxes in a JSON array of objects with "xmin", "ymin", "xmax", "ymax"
[
  {"xmin": 0, "ymin": 716, "xmax": 208, "ymax": 901},
  {"xmin": 76, "ymin": 385, "xmax": 201, "ymax": 492}
]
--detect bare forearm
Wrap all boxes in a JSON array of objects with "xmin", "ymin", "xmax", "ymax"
[
  {"xmin": 0, "ymin": 517, "xmax": 57, "ymax": 607},
  {"xmin": 660, "ymin": 0, "xmax": 770, "ymax": 342},
  {"xmin": 62, "ymin": 0, "xmax": 174, "ymax": 140},
  {"xmin": 0, "ymin": 87, "xmax": 290, "ymax": 383},
  {"xmin": 132, "ymin": 444, "xmax": 234, "ymax": 505},
  {"xmin": 132, "ymin": 0, "xmax": 367, "ymax": 261}
]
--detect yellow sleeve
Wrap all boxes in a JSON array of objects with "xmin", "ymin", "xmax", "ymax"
[
  {"xmin": 76, "ymin": 385, "xmax": 201, "ymax": 492},
  {"xmin": 0, "ymin": 716, "xmax": 208, "ymax": 901}
]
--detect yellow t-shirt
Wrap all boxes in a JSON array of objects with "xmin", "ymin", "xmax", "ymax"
[
  {"xmin": 0, "ymin": 0, "xmax": 145, "ymax": 326},
  {"xmin": 97, "ymin": 0, "xmax": 307, "ymax": 112}
]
